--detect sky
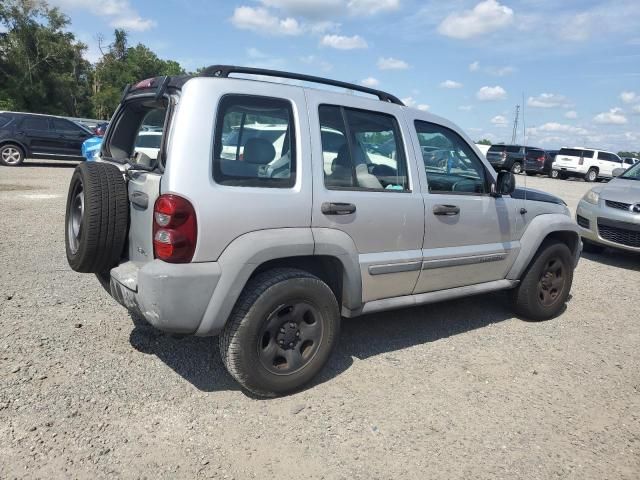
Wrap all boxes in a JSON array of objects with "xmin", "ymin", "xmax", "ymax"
[{"xmin": 49, "ymin": 0, "xmax": 640, "ymax": 152}]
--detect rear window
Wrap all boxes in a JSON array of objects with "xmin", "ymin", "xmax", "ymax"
[
  {"xmin": 506, "ymin": 145, "xmax": 521, "ymax": 153},
  {"xmin": 527, "ymin": 148, "xmax": 544, "ymax": 156},
  {"xmin": 559, "ymin": 148, "xmax": 594, "ymax": 158},
  {"xmin": 487, "ymin": 145, "xmax": 505, "ymax": 152},
  {"xmin": 0, "ymin": 114, "xmax": 12, "ymax": 128}
]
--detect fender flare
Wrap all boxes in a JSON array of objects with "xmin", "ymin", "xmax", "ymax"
[
  {"xmin": 506, "ymin": 214, "xmax": 581, "ymax": 280},
  {"xmin": 0, "ymin": 139, "xmax": 30, "ymax": 157},
  {"xmin": 195, "ymin": 227, "xmax": 362, "ymax": 336}
]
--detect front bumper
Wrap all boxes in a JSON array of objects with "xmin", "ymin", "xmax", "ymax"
[
  {"xmin": 109, "ymin": 260, "xmax": 222, "ymax": 334},
  {"xmin": 576, "ymin": 200, "xmax": 640, "ymax": 252}
]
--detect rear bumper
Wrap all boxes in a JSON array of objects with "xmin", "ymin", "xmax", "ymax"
[
  {"xmin": 109, "ymin": 260, "xmax": 221, "ymax": 334},
  {"xmin": 552, "ymin": 164, "xmax": 587, "ymax": 177}
]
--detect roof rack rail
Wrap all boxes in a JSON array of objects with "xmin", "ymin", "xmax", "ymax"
[{"xmin": 199, "ymin": 65, "xmax": 405, "ymax": 106}]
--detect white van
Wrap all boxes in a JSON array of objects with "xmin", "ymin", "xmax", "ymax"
[{"xmin": 552, "ymin": 147, "xmax": 624, "ymax": 182}]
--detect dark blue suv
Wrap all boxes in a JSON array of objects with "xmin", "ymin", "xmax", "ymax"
[{"xmin": 0, "ymin": 112, "xmax": 93, "ymax": 166}]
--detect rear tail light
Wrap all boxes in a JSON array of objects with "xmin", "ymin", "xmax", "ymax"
[
  {"xmin": 538, "ymin": 156, "xmax": 545, "ymax": 163},
  {"xmin": 501, "ymin": 151, "xmax": 507, "ymax": 161},
  {"xmin": 153, "ymin": 194, "xmax": 197, "ymax": 263}
]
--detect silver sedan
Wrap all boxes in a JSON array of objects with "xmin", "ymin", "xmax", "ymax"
[{"xmin": 576, "ymin": 161, "xmax": 640, "ymax": 253}]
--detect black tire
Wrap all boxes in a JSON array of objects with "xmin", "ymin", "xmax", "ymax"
[
  {"xmin": 511, "ymin": 241, "xmax": 574, "ymax": 321},
  {"xmin": 220, "ymin": 268, "xmax": 340, "ymax": 397},
  {"xmin": 65, "ymin": 162, "xmax": 129, "ymax": 273},
  {"xmin": 585, "ymin": 168, "xmax": 598, "ymax": 182},
  {"xmin": 511, "ymin": 161, "xmax": 523, "ymax": 174},
  {"xmin": 582, "ymin": 239, "xmax": 605, "ymax": 254},
  {"xmin": 0, "ymin": 143, "xmax": 25, "ymax": 166}
]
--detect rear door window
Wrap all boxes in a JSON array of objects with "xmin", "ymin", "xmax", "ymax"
[
  {"xmin": 21, "ymin": 117, "xmax": 50, "ymax": 131},
  {"xmin": 213, "ymin": 95, "xmax": 295, "ymax": 188},
  {"xmin": 319, "ymin": 105, "xmax": 409, "ymax": 191}
]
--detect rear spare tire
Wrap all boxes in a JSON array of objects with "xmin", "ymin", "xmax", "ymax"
[{"xmin": 65, "ymin": 162, "xmax": 128, "ymax": 273}]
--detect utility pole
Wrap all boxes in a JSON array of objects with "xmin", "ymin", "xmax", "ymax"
[{"xmin": 511, "ymin": 105, "xmax": 520, "ymax": 144}]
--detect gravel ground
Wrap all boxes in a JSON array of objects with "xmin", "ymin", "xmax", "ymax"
[{"xmin": 1, "ymin": 160, "xmax": 639, "ymax": 479}]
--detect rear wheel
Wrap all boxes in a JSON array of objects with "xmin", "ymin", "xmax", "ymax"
[
  {"xmin": 511, "ymin": 241, "xmax": 574, "ymax": 321},
  {"xmin": 511, "ymin": 161, "xmax": 522, "ymax": 174},
  {"xmin": 0, "ymin": 144, "xmax": 25, "ymax": 166},
  {"xmin": 220, "ymin": 268, "xmax": 340, "ymax": 397},
  {"xmin": 585, "ymin": 168, "xmax": 598, "ymax": 182}
]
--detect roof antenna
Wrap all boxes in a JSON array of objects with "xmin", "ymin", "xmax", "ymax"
[{"xmin": 521, "ymin": 92, "xmax": 528, "ymax": 213}]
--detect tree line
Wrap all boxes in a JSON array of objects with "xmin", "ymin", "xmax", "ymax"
[{"xmin": 0, "ymin": 0, "xmax": 184, "ymax": 120}]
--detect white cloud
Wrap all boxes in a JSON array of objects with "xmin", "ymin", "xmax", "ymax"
[
  {"xmin": 564, "ymin": 110, "xmax": 578, "ymax": 119},
  {"xmin": 527, "ymin": 93, "xmax": 570, "ymax": 108},
  {"xmin": 377, "ymin": 57, "xmax": 409, "ymax": 70},
  {"xmin": 361, "ymin": 77, "xmax": 380, "ymax": 87},
  {"xmin": 401, "ymin": 97, "xmax": 429, "ymax": 111},
  {"xmin": 49, "ymin": 0, "xmax": 156, "ymax": 31},
  {"xmin": 438, "ymin": 0, "xmax": 514, "ymax": 39},
  {"xmin": 558, "ymin": 12, "xmax": 592, "ymax": 41},
  {"xmin": 476, "ymin": 85, "xmax": 507, "ymax": 101},
  {"xmin": 439, "ymin": 80, "xmax": 463, "ymax": 89},
  {"xmin": 632, "ymin": 105, "xmax": 640, "ymax": 114},
  {"xmin": 260, "ymin": 0, "xmax": 399, "ymax": 18},
  {"xmin": 620, "ymin": 91, "xmax": 638, "ymax": 104},
  {"xmin": 491, "ymin": 115, "xmax": 508, "ymax": 126},
  {"xmin": 417, "ymin": 104, "xmax": 430, "ymax": 111},
  {"xmin": 536, "ymin": 123, "xmax": 588, "ymax": 135},
  {"xmin": 231, "ymin": 7, "xmax": 303, "ymax": 35},
  {"xmin": 300, "ymin": 55, "xmax": 333, "ymax": 72},
  {"xmin": 485, "ymin": 65, "xmax": 515, "ymax": 76},
  {"xmin": 469, "ymin": 61, "xmax": 480, "ymax": 72},
  {"xmin": 593, "ymin": 108, "xmax": 628, "ymax": 125},
  {"xmin": 458, "ymin": 105, "xmax": 473, "ymax": 111},
  {"xmin": 320, "ymin": 34, "xmax": 368, "ymax": 49}
]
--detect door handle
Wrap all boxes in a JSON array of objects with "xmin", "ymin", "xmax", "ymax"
[
  {"xmin": 321, "ymin": 202, "xmax": 356, "ymax": 215},
  {"xmin": 433, "ymin": 204, "xmax": 460, "ymax": 216}
]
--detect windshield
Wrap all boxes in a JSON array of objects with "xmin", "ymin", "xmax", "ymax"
[{"xmin": 620, "ymin": 161, "xmax": 640, "ymax": 180}]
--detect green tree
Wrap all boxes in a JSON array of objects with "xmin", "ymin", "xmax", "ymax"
[
  {"xmin": 92, "ymin": 29, "xmax": 185, "ymax": 118},
  {"xmin": 0, "ymin": 0, "xmax": 93, "ymax": 116},
  {"xmin": 477, "ymin": 138, "xmax": 492, "ymax": 145}
]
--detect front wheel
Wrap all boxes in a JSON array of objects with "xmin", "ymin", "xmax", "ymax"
[
  {"xmin": 511, "ymin": 241, "xmax": 574, "ymax": 321},
  {"xmin": 585, "ymin": 168, "xmax": 598, "ymax": 182},
  {"xmin": 219, "ymin": 268, "xmax": 340, "ymax": 397}
]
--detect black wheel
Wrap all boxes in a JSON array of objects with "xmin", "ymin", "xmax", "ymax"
[
  {"xmin": 65, "ymin": 162, "xmax": 129, "ymax": 273},
  {"xmin": 220, "ymin": 268, "xmax": 340, "ymax": 397},
  {"xmin": 511, "ymin": 241, "xmax": 574, "ymax": 321},
  {"xmin": 582, "ymin": 239, "xmax": 605, "ymax": 254},
  {"xmin": 550, "ymin": 170, "xmax": 559, "ymax": 179},
  {"xmin": 0, "ymin": 143, "xmax": 25, "ymax": 166},
  {"xmin": 585, "ymin": 168, "xmax": 598, "ymax": 182},
  {"xmin": 511, "ymin": 161, "xmax": 522, "ymax": 174}
]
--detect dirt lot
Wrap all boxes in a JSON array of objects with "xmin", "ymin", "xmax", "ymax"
[{"xmin": 1, "ymin": 160, "xmax": 639, "ymax": 479}]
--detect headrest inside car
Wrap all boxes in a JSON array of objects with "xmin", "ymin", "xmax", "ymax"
[{"xmin": 244, "ymin": 138, "xmax": 276, "ymax": 165}]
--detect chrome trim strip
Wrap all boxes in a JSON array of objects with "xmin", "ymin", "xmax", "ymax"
[
  {"xmin": 368, "ymin": 261, "xmax": 422, "ymax": 276},
  {"xmin": 32, "ymin": 152, "xmax": 81, "ymax": 157},
  {"xmin": 422, "ymin": 253, "xmax": 507, "ymax": 270}
]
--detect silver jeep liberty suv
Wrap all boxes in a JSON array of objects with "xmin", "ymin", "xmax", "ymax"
[{"xmin": 65, "ymin": 66, "xmax": 581, "ymax": 397}]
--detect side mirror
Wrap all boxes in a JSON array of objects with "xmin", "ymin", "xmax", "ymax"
[
  {"xmin": 494, "ymin": 171, "xmax": 516, "ymax": 196},
  {"xmin": 612, "ymin": 168, "xmax": 625, "ymax": 177}
]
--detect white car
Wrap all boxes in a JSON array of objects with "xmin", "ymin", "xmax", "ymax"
[
  {"xmin": 551, "ymin": 147, "xmax": 625, "ymax": 182},
  {"xmin": 134, "ymin": 131, "xmax": 162, "ymax": 160}
]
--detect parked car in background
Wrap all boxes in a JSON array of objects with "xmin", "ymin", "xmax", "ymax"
[
  {"xmin": 622, "ymin": 157, "xmax": 639, "ymax": 166},
  {"xmin": 486, "ymin": 144, "xmax": 540, "ymax": 174},
  {"xmin": 523, "ymin": 148, "xmax": 554, "ymax": 176},
  {"xmin": 576, "ymin": 162, "xmax": 640, "ymax": 253},
  {"xmin": 551, "ymin": 147, "xmax": 625, "ymax": 182},
  {"xmin": 474, "ymin": 143, "xmax": 491, "ymax": 157},
  {"xmin": 0, "ymin": 111, "xmax": 93, "ymax": 166}
]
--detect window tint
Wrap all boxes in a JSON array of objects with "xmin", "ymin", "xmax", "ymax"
[
  {"xmin": 506, "ymin": 145, "xmax": 521, "ymax": 153},
  {"xmin": 487, "ymin": 145, "xmax": 505, "ymax": 153},
  {"xmin": 559, "ymin": 148, "xmax": 594, "ymax": 158},
  {"xmin": 415, "ymin": 121, "xmax": 488, "ymax": 194},
  {"xmin": 53, "ymin": 118, "xmax": 83, "ymax": 134},
  {"xmin": 624, "ymin": 158, "xmax": 636, "ymax": 165},
  {"xmin": 135, "ymin": 134, "xmax": 161, "ymax": 148},
  {"xmin": 527, "ymin": 148, "xmax": 544, "ymax": 156},
  {"xmin": 0, "ymin": 114, "xmax": 12, "ymax": 128},
  {"xmin": 213, "ymin": 95, "xmax": 295, "ymax": 188},
  {"xmin": 598, "ymin": 152, "xmax": 621, "ymax": 163},
  {"xmin": 21, "ymin": 117, "xmax": 49, "ymax": 131},
  {"xmin": 319, "ymin": 105, "xmax": 409, "ymax": 191}
]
